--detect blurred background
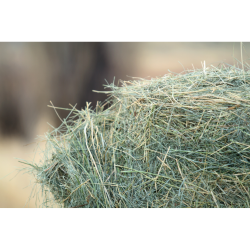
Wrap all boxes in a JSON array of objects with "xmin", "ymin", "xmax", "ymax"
[{"xmin": 0, "ymin": 42, "xmax": 249, "ymax": 207}]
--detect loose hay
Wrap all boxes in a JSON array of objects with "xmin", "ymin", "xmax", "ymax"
[{"xmin": 21, "ymin": 63, "xmax": 250, "ymax": 207}]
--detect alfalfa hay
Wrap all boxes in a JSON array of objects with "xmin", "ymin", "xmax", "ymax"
[{"xmin": 21, "ymin": 63, "xmax": 250, "ymax": 207}]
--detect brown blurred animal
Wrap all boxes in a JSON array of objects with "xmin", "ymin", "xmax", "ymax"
[
  {"xmin": 0, "ymin": 42, "xmax": 116, "ymax": 141},
  {"xmin": 45, "ymin": 42, "xmax": 114, "ymax": 121}
]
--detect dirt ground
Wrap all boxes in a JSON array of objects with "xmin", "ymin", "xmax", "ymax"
[
  {"xmin": 0, "ymin": 115, "xmax": 52, "ymax": 207},
  {"xmin": 0, "ymin": 137, "xmax": 41, "ymax": 207},
  {"xmin": 1, "ymin": 42, "xmax": 249, "ymax": 207}
]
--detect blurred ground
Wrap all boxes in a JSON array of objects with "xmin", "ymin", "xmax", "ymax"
[
  {"xmin": 0, "ymin": 42, "xmax": 249, "ymax": 207},
  {"xmin": 0, "ymin": 115, "xmax": 51, "ymax": 207}
]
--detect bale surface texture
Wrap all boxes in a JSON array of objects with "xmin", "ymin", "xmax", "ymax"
[{"xmin": 22, "ymin": 64, "xmax": 250, "ymax": 207}]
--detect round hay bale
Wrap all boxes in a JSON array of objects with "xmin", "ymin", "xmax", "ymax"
[{"xmin": 21, "ymin": 63, "xmax": 250, "ymax": 207}]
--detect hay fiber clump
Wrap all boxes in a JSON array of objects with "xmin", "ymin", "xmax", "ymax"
[{"xmin": 22, "ymin": 63, "xmax": 250, "ymax": 208}]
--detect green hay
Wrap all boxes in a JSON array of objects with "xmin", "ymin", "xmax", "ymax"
[{"xmin": 21, "ymin": 63, "xmax": 250, "ymax": 207}]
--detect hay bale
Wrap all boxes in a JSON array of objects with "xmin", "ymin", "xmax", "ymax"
[{"xmin": 21, "ymin": 63, "xmax": 250, "ymax": 207}]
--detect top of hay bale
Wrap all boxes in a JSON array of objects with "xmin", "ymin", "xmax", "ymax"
[{"xmin": 21, "ymin": 63, "xmax": 250, "ymax": 207}]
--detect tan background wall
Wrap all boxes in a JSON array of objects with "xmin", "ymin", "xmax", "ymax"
[{"xmin": 0, "ymin": 42, "xmax": 249, "ymax": 207}]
